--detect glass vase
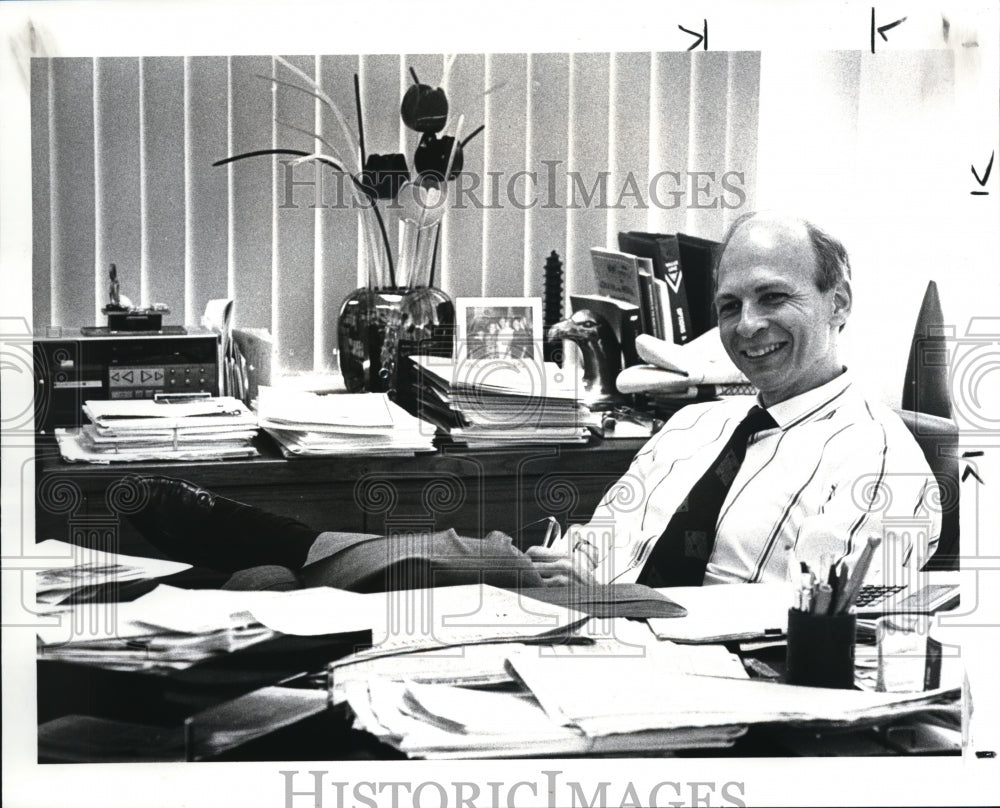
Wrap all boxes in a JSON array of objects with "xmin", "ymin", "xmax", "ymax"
[{"xmin": 336, "ymin": 286, "xmax": 454, "ymax": 396}]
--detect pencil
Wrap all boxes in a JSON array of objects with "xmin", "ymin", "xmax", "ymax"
[{"xmin": 834, "ymin": 534, "xmax": 882, "ymax": 614}]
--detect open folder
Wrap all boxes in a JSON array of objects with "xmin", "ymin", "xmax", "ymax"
[{"xmin": 517, "ymin": 584, "xmax": 687, "ymax": 620}]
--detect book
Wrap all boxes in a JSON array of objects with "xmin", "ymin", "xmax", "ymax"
[
  {"xmin": 677, "ymin": 232, "xmax": 724, "ymax": 338},
  {"xmin": 635, "ymin": 256, "xmax": 662, "ymax": 340},
  {"xmin": 589, "ymin": 247, "xmax": 648, "ymax": 335},
  {"xmin": 651, "ymin": 276, "xmax": 672, "ymax": 343},
  {"xmin": 569, "ymin": 294, "xmax": 642, "ymax": 367},
  {"xmin": 619, "ymin": 231, "xmax": 693, "ymax": 344}
]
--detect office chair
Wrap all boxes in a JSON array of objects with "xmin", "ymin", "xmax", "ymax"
[
  {"xmin": 894, "ymin": 409, "xmax": 960, "ymax": 571},
  {"xmin": 898, "ymin": 280, "xmax": 959, "ymax": 571}
]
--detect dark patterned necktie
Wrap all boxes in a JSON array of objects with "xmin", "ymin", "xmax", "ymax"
[{"xmin": 637, "ymin": 405, "xmax": 777, "ymax": 587}]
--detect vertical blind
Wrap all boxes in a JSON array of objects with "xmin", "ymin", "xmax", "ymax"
[{"xmin": 33, "ymin": 52, "xmax": 760, "ymax": 373}]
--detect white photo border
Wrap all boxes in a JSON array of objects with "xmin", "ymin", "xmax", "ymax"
[{"xmin": 454, "ymin": 296, "xmax": 543, "ymax": 366}]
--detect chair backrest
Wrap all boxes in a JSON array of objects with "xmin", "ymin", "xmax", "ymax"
[
  {"xmin": 895, "ymin": 409, "xmax": 960, "ymax": 570},
  {"xmin": 902, "ymin": 281, "xmax": 952, "ymax": 419}
]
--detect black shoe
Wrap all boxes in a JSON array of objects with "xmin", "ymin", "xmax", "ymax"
[
  {"xmin": 121, "ymin": 476, "xmax": 320, "ymax": 573},
  {"xmin": 122, "ymin": 476, "xmax": 232, "ymax": 571}
]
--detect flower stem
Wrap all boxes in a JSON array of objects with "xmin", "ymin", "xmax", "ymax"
[
  {"xmin": 461, "ymin": 124, "xmax": 486, "ymax": 149},
  {"xmin": 273, "ymin": 57, "xmax": 363, "ymax": 179},
  {"xmin": 369, "ymin": 203, "xmax": 396, "ymax": 288},
  {"xmin": 353, "ymin": 73, "xmax": 366, "ymax": 169},
  {"xmin": 214, "ymin": 148, "xmax": 305, "ymax": 167},
  {"xmin": 429, "ymin": 223, "xmax": 441, "ymax": 288}
]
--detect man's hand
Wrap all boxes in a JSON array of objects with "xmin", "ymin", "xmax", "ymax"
[{"xmin": 525, "ymin": 545, "xmax": 598, "ymax": 587}]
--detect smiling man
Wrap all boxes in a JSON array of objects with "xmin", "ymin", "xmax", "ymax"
[
  {"xmin": 529, "ymin": 212, "xmax": 940, "ymax": 587},
  {"xmin": 120, "ymin": 214, "xmax": 940, "ymax": 594},
  {"xmin": 715, "ymin": 215, "xmax": 851, "ymax": 406}
]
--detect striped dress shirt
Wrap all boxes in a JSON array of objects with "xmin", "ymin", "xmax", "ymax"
[{"xmin": 570, "ymin": 371, "xmax": 941, "ymax": 586}]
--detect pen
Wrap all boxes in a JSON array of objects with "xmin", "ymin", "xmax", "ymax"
[
  {"xmin": 828, "ymin": 560, "xmax": 847, "ymax": 614},
  {"xmin": 798, "ymin": 571, "xmax": 814, "ymax": 612},
  {"xmin": 154, "ymin": 392, "xmax": 212, "ymax": 404},
  {"xmin": 834, "ymin": 534, "xmax": 882, "ymax": 614},
  {"xmin": 542, "ymin": 516, "xmax": 561, "ymax": 549},
  {"xmin": 811, "ymin": 582, "xmax": 833, "ymax": 614},
  {"xmin": 784, "ymin": 541, "xmax": 797, "ymax": 581}
]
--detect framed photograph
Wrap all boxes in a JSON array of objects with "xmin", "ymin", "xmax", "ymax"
[{"xmin": 455, "ymin": 297, "xmax": 543, "ymax": 365}]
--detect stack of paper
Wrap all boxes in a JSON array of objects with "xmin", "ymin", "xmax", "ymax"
[
  {"xmin": 343, "ymin": 678, "xmax": 747, "ymax": 759},
  {"xmin": 34, "ymin": 539, "xmax": 191, "ymax": 607},
  {"xmin": 329, "ymin": 617, "xmax": 743, "ymax": 704},
  {"xmin": 36, "ymin": 585, "xmax": 280, "ymax": 672},
  {"xmin": 507, "ymin": 651, "xmax": 960, "ymax": 736},
  {"xmin": 339, "ymin": 616, "xmax": 752, "ymax": 758},
  {"xmin": 255, "ymin": 387, "xmax": 435, "ymax": 456},
  {"xmin": 55, "ymin": 396, "xmax": 260, "ymax": 463},
  {"xmin": 36, "ymin": 624, "xmax": 276, "ymax": 673},
  {"xmin": 407, "ymin": 356, "xmax": 591, "ymax": 447}
]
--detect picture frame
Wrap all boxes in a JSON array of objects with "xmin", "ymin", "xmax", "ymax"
[{"xmin": 454, "ymin": 297, "xmax": 543, "ymax": 366}]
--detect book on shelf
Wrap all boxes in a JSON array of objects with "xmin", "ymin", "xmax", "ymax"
[
  {"xmin": 635, "ymin": 256, "xmax": 664, "ymax": 340},
  {"xmin": 618, "ymin": 231, "xmax": 693, "ymax": 344},
  {"xmin": 676, "ymin": 232, "xmax": 724, "ymax": 339},
  {"xmin": 589, "ymin": 247, "xmax": 649, "ymax": 335}
]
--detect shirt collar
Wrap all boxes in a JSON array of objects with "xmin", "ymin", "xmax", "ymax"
[{"xmin": 759, "ymin": 368, "xmax": 853, "ymax": 429}]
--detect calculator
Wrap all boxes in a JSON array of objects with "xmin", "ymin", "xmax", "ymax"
[{"xmin": 854, "ymin": 582, "xmax": 960, "ymax": 617}]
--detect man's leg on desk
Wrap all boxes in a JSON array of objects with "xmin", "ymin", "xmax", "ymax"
[
  {"xmin": 124, "ymin": 476, "xmax": 322, "ymax": 573},
  {"xmin": 124, "ymin": 476, "xmax": 545, "ymax": 592}
]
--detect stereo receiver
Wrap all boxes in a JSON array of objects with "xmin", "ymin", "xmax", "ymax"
[{"xmin": 34, "ymin": 327, "xmax": 220, "ymax": 431}]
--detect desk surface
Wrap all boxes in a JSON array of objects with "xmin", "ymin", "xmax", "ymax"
[
  {"xmin": 31, "ymin": 437, "xmax": 964, "ymax": 761},
  {"xmin": 35, "ymin": 433, "xmax": 646, "ymax": 556},
  {"xmin": 35, "ymin": 432, "xmax": 648, "ymax": 484},
  {"xmin": 35, "ymin": 578, "xmax": 962, "ymax": 763}
]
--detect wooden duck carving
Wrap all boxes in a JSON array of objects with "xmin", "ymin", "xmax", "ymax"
[{"xmin": 547, "ymin": 309, "xmax": 625, "ymax": 408}]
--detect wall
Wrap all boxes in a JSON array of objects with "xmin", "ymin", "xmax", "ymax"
[
  {"xmin": 756, "ymin": 47, "xmax": 1000, "ymax": 409},
  {"xmin": 31, "ymin": 52, "xmax": 758, "ymax": 372}
]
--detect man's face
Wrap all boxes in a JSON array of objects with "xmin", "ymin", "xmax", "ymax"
[{"xmin": 714, "ymin": 220, "xmax": 851, "ymax": 406}]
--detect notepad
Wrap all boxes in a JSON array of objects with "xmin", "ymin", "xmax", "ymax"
[{"xmin": 646, "ymin": 583, "xmax": 790, "ymax": 643}]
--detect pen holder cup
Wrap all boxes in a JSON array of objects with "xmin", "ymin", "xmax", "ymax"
[{"xmin": 785, "ymin": 607, "xmax": 856, "ymax": 689}]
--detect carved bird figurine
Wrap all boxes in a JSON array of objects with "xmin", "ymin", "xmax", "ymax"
[{"xmin": 547, "ymin": 309, "xmax": 625, "ymax": 407}]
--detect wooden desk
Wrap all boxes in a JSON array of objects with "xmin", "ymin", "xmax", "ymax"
[
  {"xmin": 34, "ymin": 434, "xmax": 645, "ymax": 557},
  {"xmin": 37, "ymin": 634, "xmax": 961, "ymax": 762}
]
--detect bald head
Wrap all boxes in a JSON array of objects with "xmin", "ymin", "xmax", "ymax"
[
  {"xmin": 719, "ymin": 213, "xmax": 851, "ymax": 294},
  {"xmin": 713, "ymin": 213, "xmax": 853, "ymax": 405}
]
